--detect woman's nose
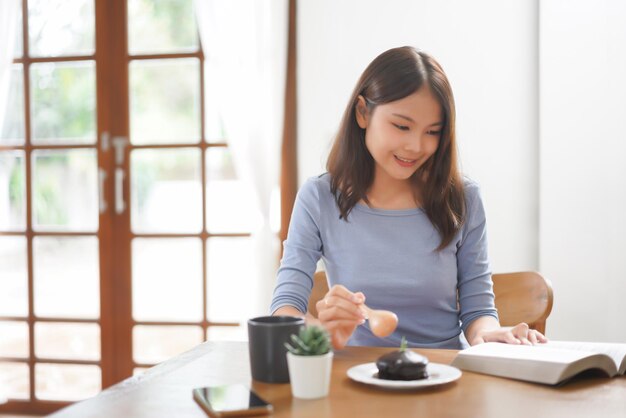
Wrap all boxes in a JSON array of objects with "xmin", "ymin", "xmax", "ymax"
[{"xmin": 404, "ymin": 135, "xmax": 424, "ymax": 152}]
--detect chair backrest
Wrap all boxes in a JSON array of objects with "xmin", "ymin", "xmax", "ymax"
[
  {"xmin": 307, "ymin": 271, "xmax": 553, "ymax": 334},
  {"xmin": 308, "ymin": 271, "xmax": 330, "ymax": 319},
  {"xmin": 491, "ymin": 271, "xmax": 553, "ymax": 334}
]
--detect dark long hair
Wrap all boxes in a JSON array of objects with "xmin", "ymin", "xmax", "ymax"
[{"xmin": 326, "ymin": 46, "xmax": 465, "ymax": 250}]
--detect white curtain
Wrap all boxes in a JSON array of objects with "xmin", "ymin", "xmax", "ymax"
[
  {"xmin": 0, "ymin": 0, "xmax": 20, "ymax": 250},
  {"xmin": 194, "ymin": 0, "xmax": 288, "ymax": 318},
  {"xmin": 0, "ymin": 0, "xmax": 20, "ymax": 133}
]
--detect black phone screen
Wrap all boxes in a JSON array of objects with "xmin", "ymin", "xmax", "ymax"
[{"xmin": 193, "ymin": 384, "xmax": 272, "ymax": 416}]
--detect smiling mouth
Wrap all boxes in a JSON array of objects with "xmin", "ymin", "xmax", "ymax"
[{"xmin": 394, "ymin": 155, "xmax": 417, "ymax": 166}]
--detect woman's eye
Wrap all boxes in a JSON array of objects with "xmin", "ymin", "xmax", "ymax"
[
  {"xmin": 393, "ymin": 123, "xmax": 409, "ymax": 131},
  {"xmin": 427, "ymin": 130, "xmax": 441, "ymax": 136}
]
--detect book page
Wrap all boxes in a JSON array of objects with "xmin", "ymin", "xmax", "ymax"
[
  {"xmin": 544, "ymin": 341, "xmax": 626, "ymax": 373},
  {"xmin": 459, "ymin": 342, "xmax": 596, "ymax": 364}
]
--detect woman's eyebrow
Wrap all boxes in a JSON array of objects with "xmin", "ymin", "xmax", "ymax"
[
  {"xmin": 391, "ymin": 113, "xmax": 415, "ymax": 123},
  {"xmin": 391, "ymin": 113, "xmax": 442, "ymax": 126}
]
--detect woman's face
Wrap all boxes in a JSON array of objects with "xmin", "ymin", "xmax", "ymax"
[{"xmin": 356, "ymin": 87, "xmax": 443, "ymax": 184}]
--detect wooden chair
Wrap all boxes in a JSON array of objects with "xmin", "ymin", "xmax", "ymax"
[
  {"xmin": 307, "ymin": 271, "xmax": 554, "ymax": 334},
  {"xmin": 491, "ymin": 271, "xmax": 553, "ymax": 334}
]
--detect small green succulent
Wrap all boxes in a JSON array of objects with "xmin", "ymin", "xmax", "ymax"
[
  {"xmin": 400, "ymin": 336, "xmax": 408, "ymax": 352},
  {"xmin": 284, "ymin": 326, "xmax": 332, "ymax": 356}
]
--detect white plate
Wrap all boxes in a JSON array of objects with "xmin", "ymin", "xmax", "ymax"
[{"xmin": 347, "ymin": 362, "xmax": 462, "ymax": 389}]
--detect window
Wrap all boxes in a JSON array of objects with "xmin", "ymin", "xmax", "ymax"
[{"xmin": 0, "ymin": 0, "xmax": 259, "ymax": 414}]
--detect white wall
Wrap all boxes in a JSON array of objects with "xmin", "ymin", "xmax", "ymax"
[
  {"xmin": 539, "ymin": 0, "xmax": 626, "ymax": 342},
  {"xmin": 298, "ymin": 0, "xmax": 539, "ymax": 273}
]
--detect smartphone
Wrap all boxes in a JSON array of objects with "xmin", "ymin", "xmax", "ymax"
[{"xmin": 192, "ymin": 384, "xmax": 273, "ymax": 417}]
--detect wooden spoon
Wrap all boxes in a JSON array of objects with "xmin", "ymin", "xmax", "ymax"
[{"xmin": 361, "ymin": 304, "xmax": 398, "ymax": 337}]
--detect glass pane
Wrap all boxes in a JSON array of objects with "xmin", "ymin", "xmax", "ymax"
[
  {"xmin": 206, "ymin": 325, "xmax": 247, "ymax": 342},
  {"xmin": 128, "ymin": 0, "xmax": 198, "ymax": 55},
  {"xmin": 133, "ymin": 325, "xmax": 202, "ymax": 364},
  {"xmin": 206, "ymin": 148, "xmax": 257, "ymax": 233},
  {"xmin": 28, "ymin": 0, "xmax": 95, "ymax": 57},
  {"xmin": 35, "ymin": 322, "xmax": 100, "ymax": 361},
  {"xmin": 131, "ymin": 148, "xmax": 202, "ymax": 233},
  {"xmin": 203, "ymin": 65, "xmax": 226, "ymax": 143},
  {"xmin": 14, "ymin": 5, "xmax": 23, "ymax": 58},
  {"xmin": 35, "ymin": 363, "xmax": 101, "ymax": 401},
  {"xmin": 30, "ymin": 61, "xmax": 96, "ymax": 145},
  {"xmin": 0, "ymin": 321, "xmax": 29, "ymax": 358},
  {"xmin": 33, "ymin": 236, "xmax": 100, "ymax": 319},
  {"xmin": 0, "ymin": 362, "xmax": 29, "ymax": 400},
  {"xmin": 130, "ymin": 58, "xmax": 200, "ymax": 145},
  {"xmin": 0, "ymin": 151, "xmax": 26, "ymax": 231},
  {"xmin": 132, "ymin": 238, "xmax": 202, "ymax": 322},
  {"xmin": 32, "ymin": 149, "xmax": 98, "ymax": 232},
  {"xmin": 0, "ymin": 236, "xmax": 28, "ymax": 317},
  {"xmin": 0, "ymin": 65, "xmax": 25, "ymax": 144},
  {"xmin": 207, "ymin": 237, "xmax": 255, "ymax": 323}
]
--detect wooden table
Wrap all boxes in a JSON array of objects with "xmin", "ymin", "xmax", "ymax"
[{"xmin": 49, "ymin": 341, "xmax": 626, "ymax": 418}]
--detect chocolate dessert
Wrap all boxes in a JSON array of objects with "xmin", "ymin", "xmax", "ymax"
[{"xmin": 376, "ymin": 337, "xmax": 429, "ymax": 381}]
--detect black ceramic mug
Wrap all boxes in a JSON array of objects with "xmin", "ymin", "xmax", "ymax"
[{"xmin": 248, "ymin": 316, "xmax": 305, "ymax": 383}]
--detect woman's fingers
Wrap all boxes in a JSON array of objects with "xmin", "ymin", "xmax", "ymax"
[
  {"xmin": 318, "ymin": 305, "xmax": 365, "ymax": 322},
  {"xmin": 509, "ymin": 323, "xmax": 549, "ymax": 345},
  {"xmin": 535, "ymin": 330, "xmax": 548, "ymax": 343},
  {"xmin": 324, "ymin": 318, "xmax": 363, "ymax": 331},
  {"xmin": 475, "ymin": 323, "xmax": 549, "ymax": 346},
  {"xmin": 316, "ymin": 285, "xmax": 366, "ymax": 321},
  {"xmin": 315, "ymin": 285, "xmax": 367, "ymax": 350},
  {"xmin": 327, "ymin": 284, "xmax": 365, "ymax": 304},
  {"xmin": 511, "ymin": 322, "xmax": 529, "ymax": 334},
  {"xmin": 500, "ymin": 331, "xmax": 521, "ymax": 345},
  {"xmin": 324, "ymin": 319, "xmax": 362, "ymax": 350},
  {"xmin": 319, "ymin": 295, "xmax": 365, "ymax": 319},
  {"xmin": 511, "ymin": 323, "xmax": 531, "ymax": 345}
]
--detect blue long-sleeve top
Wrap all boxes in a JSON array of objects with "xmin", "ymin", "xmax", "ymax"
[{"xmin": 270, "ymin": 173, "xmax": 498, "ymax": 349}]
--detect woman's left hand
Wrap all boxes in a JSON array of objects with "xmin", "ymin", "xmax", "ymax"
[{"xmin": 470, "ymin": 322, "xmax": 548, "ymax": 346}]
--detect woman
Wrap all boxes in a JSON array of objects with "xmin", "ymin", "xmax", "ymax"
[{"xmin": 271, "ymin": 46, "xmax": 546, "ymax": 350}]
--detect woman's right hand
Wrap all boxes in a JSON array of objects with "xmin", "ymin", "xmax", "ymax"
[{"xmin": 315, "ymin": 284, "xmax": 367, "ymax": 350}]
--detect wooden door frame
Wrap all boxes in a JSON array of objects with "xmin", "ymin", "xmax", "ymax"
[
  {"xmin": 280, "ymin": 0, "xmax": 298, "ymax": 248},
  {"xmin": 103, "ymin": 0, "xmax": 134, "ymax": 387}
]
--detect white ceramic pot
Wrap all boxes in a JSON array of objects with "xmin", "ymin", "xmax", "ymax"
[{"xmin": 286, "ymin": 351, "xmax": 333, "ymax": 399}]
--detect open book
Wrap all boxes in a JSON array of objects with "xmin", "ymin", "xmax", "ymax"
[{"xmin": 451, "ymin": 341, "xmax": 626, "ymax": 385}]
